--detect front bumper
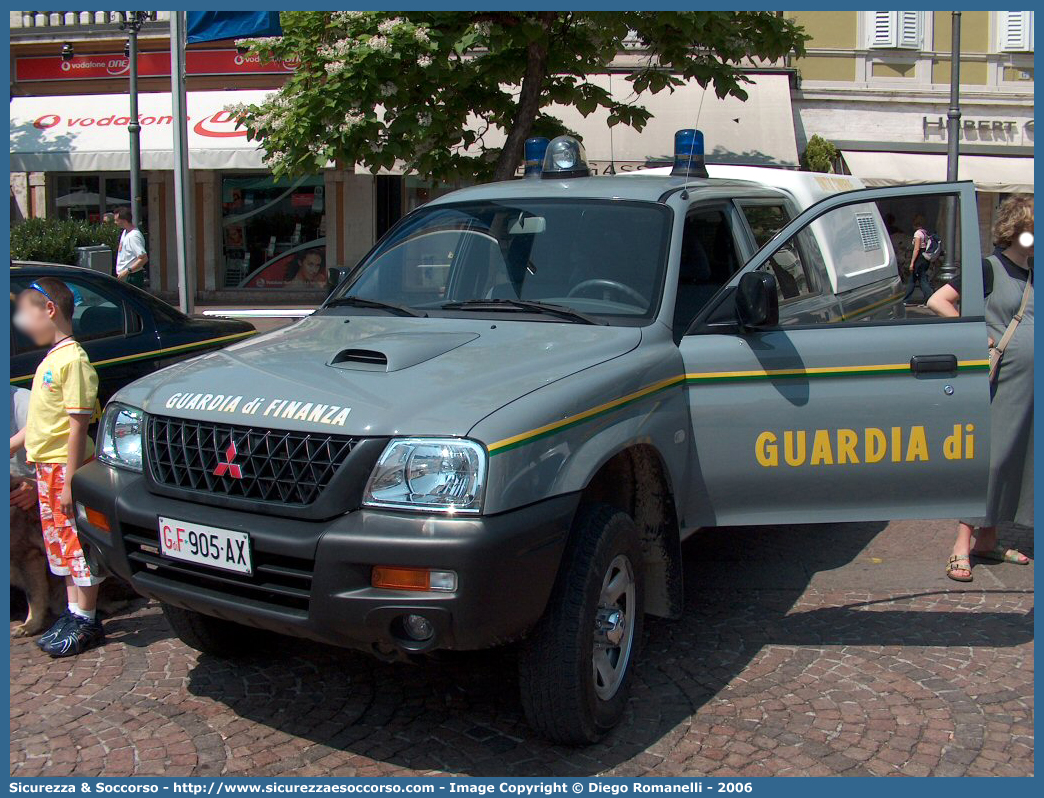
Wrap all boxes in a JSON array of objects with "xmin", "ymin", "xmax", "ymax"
[{"xmin": 72, "ymin": 461, "xmax": 577, "ymax": 654}]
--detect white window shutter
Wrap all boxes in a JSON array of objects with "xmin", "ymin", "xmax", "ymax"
[
  {"xmin": 998, "ymin": 11, "xmax": 1033, "ymax": 52},
  {"xmin": 897, "ymin": 11, "xmax": 923, "ymax": 49},
  {"xmin": 867, "ymin": 11, "xmax": 897, "ymax": 48}
]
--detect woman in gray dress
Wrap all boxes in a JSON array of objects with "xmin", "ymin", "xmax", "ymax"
[{"xmin": 927, "ymin": 194, "xmax": 1033, "ymax": 582}]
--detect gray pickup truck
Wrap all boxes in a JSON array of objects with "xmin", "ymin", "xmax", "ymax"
[{"xmin": 74, "ymin": 132, "xmax": 990, "ymax": 744}]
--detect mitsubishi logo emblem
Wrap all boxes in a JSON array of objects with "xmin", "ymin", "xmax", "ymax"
[{"xmin": 213, "ymin": 438, "xmax": 243, "ymax": 479}]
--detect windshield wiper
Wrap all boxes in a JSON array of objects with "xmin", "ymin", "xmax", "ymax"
[
  {"xmin": 325, "ymin": 295, "xmax": 426, "ymax": 317},
  {"xmin": 440, "ymin": 298, "xmax": 603, "ymax": 325}
]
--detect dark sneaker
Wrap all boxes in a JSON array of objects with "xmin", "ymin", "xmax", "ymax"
[
  {"xmin": 36, "ymin": 610, "xmax": 76, "ymax": 649},
  {"xmin": 44, "ymin": 615, "xmax": 105, "ymax": 658}
]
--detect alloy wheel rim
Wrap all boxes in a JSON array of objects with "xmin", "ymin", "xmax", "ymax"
[{"xmin": 592, "ymin": 554, "xmax": 636, "ymax": 701}]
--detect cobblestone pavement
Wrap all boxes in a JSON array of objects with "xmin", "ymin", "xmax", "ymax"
[{"xmin": 10, "ymin": 518, "xmax": 1033, "ymax": 777}]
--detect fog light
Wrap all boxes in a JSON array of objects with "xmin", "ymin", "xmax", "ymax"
[{"xmin": 402, "ymin": 614, "xmax": 434, "ymax": 641}]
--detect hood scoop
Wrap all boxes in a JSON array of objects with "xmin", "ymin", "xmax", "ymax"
[
  {"xmin": 331, "ymin": 349, "xmax": 388, "ymax": 370},
  {"xmin": 328, "ymin": 331, "xmax": 480, "ymax": 373}
]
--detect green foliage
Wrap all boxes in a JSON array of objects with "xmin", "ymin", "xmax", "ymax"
[
  {"xmin": 232, "ymin": 11, "xmax": 808, "ymax": 182},
  {"xmin": 801, "ymin": 134, "xmax": 839, "ymax": 174},
  {"xmin": 10, "ymin": 218, "xmax": 123, "ymax": 266}
]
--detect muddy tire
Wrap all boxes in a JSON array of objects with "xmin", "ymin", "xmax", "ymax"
[{"xmin": 518, "ymin": 503, "xmax": 644, "ymax": 744}]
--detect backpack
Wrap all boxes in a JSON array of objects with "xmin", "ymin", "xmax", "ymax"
[{"xmin": 920, "ymin": 229, "xmax": 943, "ymax": 262}]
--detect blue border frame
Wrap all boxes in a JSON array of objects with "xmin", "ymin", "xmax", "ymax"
[{"xmin": 4, "ymin": 2, "xmax": 1039, "ymax": 791}]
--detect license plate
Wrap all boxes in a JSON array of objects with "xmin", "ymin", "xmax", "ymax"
[{"xmin": 158, "ymin": 516, "xmax": 252, "ymax": 575}]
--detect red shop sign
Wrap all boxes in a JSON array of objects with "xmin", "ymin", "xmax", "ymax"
[{"xmin": 16, "ymin": 48, "xmax": 298, "ymax": 82}]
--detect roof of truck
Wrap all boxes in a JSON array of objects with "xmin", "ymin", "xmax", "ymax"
[
  {"xmin": 426, "ymin": 173, "xmax": 785, "ymax": 205},
  {"xmin": 631, "ymin": 164, "xmax": 866, "ymax": 210},
  {"xmin": 426, "ymin": 165, "xmax": 865, "ymax": 210}
]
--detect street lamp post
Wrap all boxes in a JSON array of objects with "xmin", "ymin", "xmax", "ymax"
[
  {"xmin": 117, "ymin": 11, "xmax": 153, "ymax": 229},
  {"xmin": 939, "ymin": 11, "xmax": 962, "ymax": 285}
]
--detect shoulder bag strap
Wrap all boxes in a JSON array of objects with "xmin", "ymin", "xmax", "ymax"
[{"xmin": 990, "ymin": 255, "xmax": 1032, "ymax": 363}]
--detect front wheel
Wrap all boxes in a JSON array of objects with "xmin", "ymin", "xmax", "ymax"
[
  {"xmin": 518, "ymin": 503, "xmax": 644, "ymax": 744},
  {"xmin": 161, "ymin": 603, "xmax": 263, "ymax": 658}
]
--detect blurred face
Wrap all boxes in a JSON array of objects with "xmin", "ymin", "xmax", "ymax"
[
  {"xmin": 1017, "ymin": 228, "xmax": 1034, "ymax": 254},
  {"xmin": 13, "ymin": 292, "xmax": 58, "ymax": 347}
]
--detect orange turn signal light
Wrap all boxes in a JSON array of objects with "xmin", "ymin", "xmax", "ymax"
[
  {"xmin": 372, "ymin": 566, "xmax": 431, "ymax": 591},
  {"xmin": 371, "ymin": 567, "xmax": 457, "ymax": 592},
  {"xmin": 85, "ymin": 507, "xmax": 111, "ymax": 533}
]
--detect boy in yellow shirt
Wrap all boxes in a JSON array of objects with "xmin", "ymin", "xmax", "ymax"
[{"xmin": 11, "ymin": 277, "xmax": 104, "ymax": 656}]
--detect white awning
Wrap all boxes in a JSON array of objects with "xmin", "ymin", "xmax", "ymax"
[
  {"xmin": 841, "ymin": 150, "xmax": 1033, "ymax": 194},
  {"xmin": 557, "ymin": 72, "xmax": 799, "ymax": 169},
  {"xmin": 10, "ymin": 90, "xmax": 274, "ymax": 171},
  {"xmin": 11, "ymin": 74, "xmax": 800, "ymax": 174}
]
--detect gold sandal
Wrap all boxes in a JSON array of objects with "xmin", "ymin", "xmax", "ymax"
[
  {"xmin": 971, "ymin": 544, "xmax": 1030, "ymax": 564},
  {"xmin": 946, "ymin": 554, "xmax": 973, "ymax": 582}
]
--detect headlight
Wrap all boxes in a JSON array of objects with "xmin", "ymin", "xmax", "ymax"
[
  {"xmin": 363, "ymin": 438, "xmax": 486, "ymax": 514},
  {"xmin": 97, "ymin": 403, "xmax": 144, "ymax": 472}
]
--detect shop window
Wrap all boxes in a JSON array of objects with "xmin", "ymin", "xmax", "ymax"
[
  {"xmin": 221, "ymin": 174, "xmax": 327, "ymax": 290},
  {"xmin": 375, "ymin": 176, "xmax": 403, "ymax": 240},
  {"xmin": 52, "ymin": 174, "xmax": 146, "ymax": 223}
]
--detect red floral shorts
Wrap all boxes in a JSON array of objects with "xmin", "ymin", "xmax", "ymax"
[{"xmin": 34, "ymin": 463, "xmax": 103, "ymax": 587}]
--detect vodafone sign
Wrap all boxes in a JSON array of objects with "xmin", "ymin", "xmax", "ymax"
[
  {"xmin": 11, "ymin": 90, "xmax": 277, "ymax": 171},
  {"xmin": 29, "ymin": 107, "xmax": 246, "ymax": 139},
  {"xmin": 16, "ymin": 48, "xmax": 298, "ymax": 82}
]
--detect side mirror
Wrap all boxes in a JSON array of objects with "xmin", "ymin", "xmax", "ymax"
[
  {"xmin": 735, "ymin": 272, "xmax": 779, "ymax": 330},
  {"xmin": 326, "ymin": 266, "xmax": 350, "ymax": 298}
]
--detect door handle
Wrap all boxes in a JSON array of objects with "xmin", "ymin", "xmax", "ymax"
[{"xmin": 910, "ymin": 354, "xmax": 958, "ymax": 374}]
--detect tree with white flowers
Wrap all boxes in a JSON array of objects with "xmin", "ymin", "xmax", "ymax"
[{"xmin": 230, "ymin": 11, "xmax": 807, "ymax": 183}]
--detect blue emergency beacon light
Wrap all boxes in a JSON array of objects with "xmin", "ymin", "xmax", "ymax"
[
  {"xmin": 524, "ymin": 138, "xmax": 550, "ymax": 179},
  {"xmin": 671, "ymin": 128, "xmax": 709, "ymax": 179}
]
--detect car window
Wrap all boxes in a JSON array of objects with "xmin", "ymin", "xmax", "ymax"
[
  {"xmin": 739, "ymin": 201, "xmax": 820, "ymax": 306},
  {"xmin": 746, "ymin": 190, "xmax": 969, "ymax": 325},
  {"xmin": 675, "ymin": 207, "xmax": 743, "ymax": 335},
  {"xmin": 739, "ymin": 202, "xmax": 790, "ymax": 248},
  {"xmin": 338, "ymin": 199, "xmax": 672, "ymax": 325},
  {"xmin": 10, "ymin": 276, "xmax": 125, "ymax": 350}
]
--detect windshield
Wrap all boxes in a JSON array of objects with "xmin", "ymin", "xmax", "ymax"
[{"xmin": 329, "ymin": 199, "xmax": 672, "ymax": 325}]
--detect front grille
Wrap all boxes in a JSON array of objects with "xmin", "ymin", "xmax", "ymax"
[
  {"xmin": 146, "ymin": 415, "xmax": 357, "ymax": 506},
  {"xmin": 124, "ymin": 524, "xmax": 313, "ymax": 614}
]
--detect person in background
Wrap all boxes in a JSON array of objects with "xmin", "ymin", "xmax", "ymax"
[
  {"xmin": 902, "ymin": 214, "xmax": 934, "ymax": 305},
  {"xmin": 114, "ymin": 207, "xmax": 147, "ymax": 288},
  {"xmin": 10, "ymin": 386, "xmax": 35, "ymax": 512},
  {"xmin": 101, "ymin": 212, "xmax": 115, "ymax": 225},
  {"xmin": 10, "ymin": 277, "xmax": 105, "ymax": 655},
  {"xmin": 927, "ymin": 195, "xmax": 1034, "ymax": 582}
]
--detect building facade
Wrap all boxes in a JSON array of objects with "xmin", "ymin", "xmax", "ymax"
[
  {"xmin": 9, "ymin": 12, "xmax": 804, "ymax": 302},
  {"xmin": 9, "ymin": 11, "xmax": 385, "ymax": 302},
  {"xmin": 10, "ymin": 11, "xmax": 1033, "ymax": 301},
  {"xmin": 786, "ymin": 10, "xmax": 1033, "ymax": 249}
]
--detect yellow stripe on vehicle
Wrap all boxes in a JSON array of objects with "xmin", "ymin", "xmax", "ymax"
[
  {"xmin": 487, "ymin": 358, "xmax": 989, "ymax": 455},
  {"xmin": 487, "ymin": 374, "xmax": 686, "ymax": 454},
  {"xmin": 9, "ymin": 330, "xmax": 257, "ymax": 384}
]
